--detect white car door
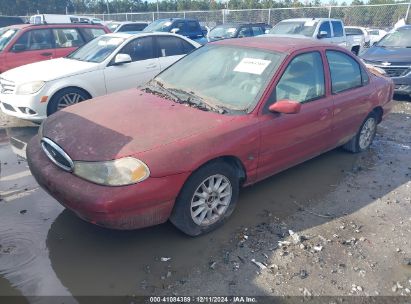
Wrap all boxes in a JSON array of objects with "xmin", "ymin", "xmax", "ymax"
[
  {"xmin": 156, "ymin": 35, "xmax": 196, "ymax": 71},
  {"xmin": 103, "ymin": 36, "xmax": 160, "ymax": 93}
]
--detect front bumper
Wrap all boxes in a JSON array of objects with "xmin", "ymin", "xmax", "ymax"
[
  {"xmin": 0, "ymin": 92, "xmax": 47, "ymax": 121},
  {"xmin": 27, "ymin": 135, "xmax": 190, "ymax": 230}
]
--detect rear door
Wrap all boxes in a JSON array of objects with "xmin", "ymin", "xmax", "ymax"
[
  {"xmin": 155, "ymin": 35, "xmax": 196, "ymax": 70},
  {"xmin": 325, "ymin": 50, "xmax": 372, "ymax": 146},
  {"xmin": 5, "ymin": 28, "xmax": 55, "ymax": 70},
  {"xmin": 104, "ymin": 36, "xmax": 159, "ymax": 93},
  {"xmin": 52, "ymin": 28, "xmax": 85, "ymax": 58}
]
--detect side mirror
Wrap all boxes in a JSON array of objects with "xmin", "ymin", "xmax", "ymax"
[
  {"xmin": 317, "ymin": 30, "xmax": 328, "ymax": 39},
  {"xmin": 11, "ymin": 44, "xmax": 26, "ymax": 52},
  {"xmin": 265, "ymin": 29, "xmax": 270, "ymax": 34},
  {"xmin": 113, "ymin": 53, "xmax": 132, "ymax": 65},
  {"xmin": 170, "ymin": 28, "xmax": 180, "ymax": 34},
  {"xmin": 268, "ymin": 99, "xmax": 301, "ymax": 114}
]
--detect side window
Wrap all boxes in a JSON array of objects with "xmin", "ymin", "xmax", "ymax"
[
  {"xmin": 252, "ymin": 26, "xmax": 264, "ymax": 36},
  {"xmin": 331, "ymin": 21, "xmax": 343, "ymax": 37},
  {"xmin": 187, "ymin": 21, "xmax": 200, "ymax": 33},
  {"xmin": 238, "ymin": 27, "xmax": 252, "ymax": 37},
  {"xmin": 14, "ymin": 29, "xmax": 53, "ymax": 50},
  {"xmin": 156, "ymin": 36, "xmax": 192, "ymax": 57},
  {"xmin": 275, "ymin": 52, "xmax": 325, "ymax": 103},
  {"xmin": 326, "ymin": 50, "xmax": 362, "ymax": 93},
  {"xmin": 78, "ymin": 28, "xmax": 106, "ymax": 42},
  {"xmin": 319, "ymin": 21, "xmax": 331, "ymax": 38},
  {"xmin": 53, "ymin": 28, "xmax": 85, "ymax": 48},
  {"xmin": 120, "ymin": 36, "xmax": 154, "ymax": 62}
]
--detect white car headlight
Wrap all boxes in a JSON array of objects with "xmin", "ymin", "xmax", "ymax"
[
  {"xmin": 73, "ymin": 157, "xmax": 150, "ymax": 186},
  {"xmin": 16, "ymin": 81, "xmax": 45, "ymax": 95}
]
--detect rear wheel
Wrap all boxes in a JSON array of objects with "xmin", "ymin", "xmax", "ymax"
[
  {"xmin": 47, "ymin": 88, "xmax": 90, "ymax": 115},
  {"xmin": 170, "ymin": 161, "xmax": 239, "ymax": 236},
  {"xmin": 343, "ymin": 112, "xmax": 378, "ymax": 153}
]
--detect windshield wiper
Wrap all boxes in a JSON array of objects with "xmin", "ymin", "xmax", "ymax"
[{"xmin": 166, "ymin": 87, "xmax": 228, "ymax": 114}]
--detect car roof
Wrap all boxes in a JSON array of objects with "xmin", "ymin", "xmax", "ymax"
[
  {"xmin": 103, "ymin": 31, "xmax": 192, "ymax": 39},
  {"xmin": 212, "ymin": 36, "xmax": 337, "ymax": 54},
  {"xmin": 111, "ymin": 21, "xmax": 149, "ymax": 25},
  {"xmin": 5, "ymin": 23, "xmax": 106, "ymax": 30},
  {"xmin": 156, "ymin": 18, "xmax": 198, "ymax": 22},
  {"xmin": 215, "ymin": 22, "xmax": 269, "ymax": 27},
  {"xmin": 279, "ymin": 18, "xmax": 341, "ymax": 22}
]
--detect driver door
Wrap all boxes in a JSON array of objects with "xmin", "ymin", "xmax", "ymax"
[
  {"xmin": 257, "ymin": 51, "xmax": 334, "ymax": 181},
  {"xmin": 104, "ymin": 36, "xmax": 160, "ymax": 94}
]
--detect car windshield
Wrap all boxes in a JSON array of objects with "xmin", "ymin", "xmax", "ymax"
[
  {"xmin": 0, "ymin": 28, "xmax": 18, "ymax": 51},
  {"xmin": 107, "ymin": 23, "xmax": 120, "ymax": 31},
  {"xmin": 143, "ymin": 19, "xmax": 172, "ymax": 32},
  {"xmin": 150, "ymin": 45, "xmax": 284, "ymax": 113},
  {"xmin": 377, "ymin": 28, "xmax": 411, "ymax": 48},
  {"xmin": 66, "ymin": 35, "xmax": 126, "ymax": 63},
  {"xmin": 269, "ymin": 20, "xmax": 318, "ymax": 37},
  {"xmin": 209, "ymin": 26, "xmax": 238, "ymax": 38}
]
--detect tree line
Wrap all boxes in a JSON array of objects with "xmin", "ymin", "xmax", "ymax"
[{"xmin": 0, "ymin": 0, "xmax": 408, "ymax": 16}]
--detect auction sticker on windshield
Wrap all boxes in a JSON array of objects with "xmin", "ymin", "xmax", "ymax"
[{"xmin": 234, "ymin": 58, "xmax": 271, "ymax": 75}]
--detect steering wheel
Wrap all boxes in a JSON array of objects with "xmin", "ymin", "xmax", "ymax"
[
  {"xmin": 277, "ymin": 83, "xmax": 300, "ymax": 95},
  {"xmin": 239, "ymin": 79, "xmax": 256, "ymax": 92}
]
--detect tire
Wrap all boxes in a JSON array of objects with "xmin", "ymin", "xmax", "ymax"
[
  {"xmin": 47, "ymin": 87, "xmax": 90, "ymax": 116},
  {"xmin": 343, "ymin": 112, "xmax": 378, "ymax": 153},
  {"xmin": 170, "ymin": 161, "xmax": 239, "ymax": 236}
]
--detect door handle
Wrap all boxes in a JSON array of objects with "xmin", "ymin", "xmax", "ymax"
[
  {"xmin": 145, "ymin": 63, "xmax": 157, "ymax": 69},
  {"xmin": 41, "ymin": 52, "xmax": 53, "ymax": 56},
  {"xmin": 319, "ymin": 108, "xmax": 330, "ymax": 116}
]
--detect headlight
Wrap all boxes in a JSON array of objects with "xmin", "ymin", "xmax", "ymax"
[
  {"xmin": 73, "ymin": 157, "xmax": 150, "ymax": 186},
  {"xmin": 16, "ymin": 81, "xmax": 45, "ymax": 95}
]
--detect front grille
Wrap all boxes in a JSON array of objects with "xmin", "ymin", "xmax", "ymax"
[
  {"xmin": 0, "ymin": 78, "xmax": 16, "ymax": 94},
  {"xmin": 380, "ymin": 67, "xmax": 410, "ymax": 77},
  {"xmin": 2, "ymin": 102, "xmax": 15, "ymax": 112},
  {"xmin": 41, "ymin": 137, "xmax": 73, "ymax": 172}
]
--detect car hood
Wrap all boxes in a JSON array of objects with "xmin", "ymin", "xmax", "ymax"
[
  {"xmin": 42, "ymin": 89, "xmax": 234, "ymax": 161},
  {"xmin": 1, "ymin": 58, "xmax": 100, "ymax": 83},
  {"xmin": 361, "ymin": 46, "xmax": 411, "ymax": 65}
]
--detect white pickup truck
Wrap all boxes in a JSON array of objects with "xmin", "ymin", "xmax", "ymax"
[{"xmin": 267, "ymin": 18, "xmax": 362, "ymax": 55}]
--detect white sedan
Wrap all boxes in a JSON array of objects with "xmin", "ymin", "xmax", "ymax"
[{"xmin": 0, "ymin": 32, "xmax": 200, "ymax": 122}]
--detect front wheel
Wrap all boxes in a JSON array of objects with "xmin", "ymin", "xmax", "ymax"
[
  {"xmin": 47, "ymin": 88, "xmax": 90, "ymax": 116},
  {"xmin": 170, "ymin": 161, "xmax": 239, "ymax": 236},
  {"xmin": 343, "ymin": 112, "xmax": 378, "ymax": 153}
]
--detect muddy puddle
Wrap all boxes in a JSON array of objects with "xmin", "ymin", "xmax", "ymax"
[{"xmin": 0, "ymin": 125, "xmax": 363, "ymax": 298}]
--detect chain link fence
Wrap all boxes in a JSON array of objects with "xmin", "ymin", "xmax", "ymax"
[{"xmin": 87, "ymin": 3, "xmax": 411, "ymax": 29}]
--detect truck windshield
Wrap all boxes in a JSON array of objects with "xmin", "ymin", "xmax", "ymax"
[
  {"xmin": 377, "ymin": 28, "xmax": 411, "ymax": 48},
  {"xmin": 0, "ymin": 28, "xmax": 18, "ymax": 51},
  {"xmin": 66, "ymin": 35, "xmax": 126, "ymax": 63},
  {"xmin": 143, "ymin": 20, "xmax": 172, "ymax": 32},
  {"xmin": 153, "ymin": 45, "xmax": 284, "ymax": 112},
  {"xmin": 269, "ymin": 21, "xmax": 318, "ymax": 37},
  {"xmin": 209, "ymin": 25, "xmax": 237, "ymax": 38}
]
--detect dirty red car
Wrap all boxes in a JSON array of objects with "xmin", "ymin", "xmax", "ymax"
[{"xmin": 27, "ymin": 37, "xmax": 394, "ymax": 236}]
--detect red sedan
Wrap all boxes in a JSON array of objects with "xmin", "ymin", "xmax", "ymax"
[{"xmin": 27, "ymin": 37, "xmax": 394, "ymax": 236}]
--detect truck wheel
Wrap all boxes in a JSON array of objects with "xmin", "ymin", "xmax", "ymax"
[
  {"xmin": 343, "ymin": 112, "xmax": 378, "ymax": 153},
  {"xmin": 47, "ymin": 88, "xmax": 91, "ymax": 116},
  {"xmin": 170, "ymin": 161, "xmax": 239, "ymax": 236}
]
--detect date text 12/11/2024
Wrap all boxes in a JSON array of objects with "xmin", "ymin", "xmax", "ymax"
[{"xmin": 149, "ymin": 296, "xmax": 257, "ymax": 303}]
